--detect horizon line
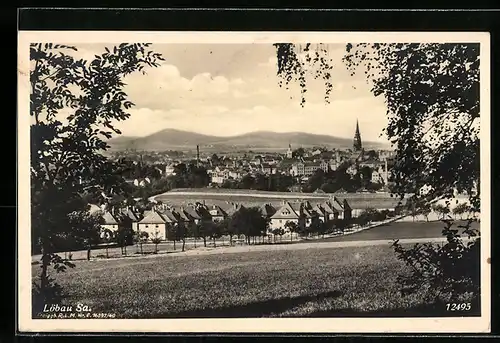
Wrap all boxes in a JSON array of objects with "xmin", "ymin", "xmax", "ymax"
[{"xmin": 113, "ymin": 128, "xmax": 390, "ymax": 144}]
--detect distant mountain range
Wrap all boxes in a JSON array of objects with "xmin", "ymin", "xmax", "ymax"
[{"xmin": 107, "ymin": 129, "xmax": 390, "ymax": 152}]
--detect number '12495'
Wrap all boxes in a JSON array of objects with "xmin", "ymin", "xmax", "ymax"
[{"xmin": 446, "ymin": 303, "xmax": 471, "ymax": 311}]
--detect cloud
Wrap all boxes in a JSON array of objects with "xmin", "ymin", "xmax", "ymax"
[{"xmin": 61, "ymin": 43, "xmax": 389, "ymax": 143}]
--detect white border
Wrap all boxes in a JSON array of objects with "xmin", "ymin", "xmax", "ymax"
[{"xmin": 17, "ymin": 31, "xmax": 491, "ymax": 333}]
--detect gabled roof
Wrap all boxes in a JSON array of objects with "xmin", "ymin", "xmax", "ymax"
[
  {"xmin": 182, "ymin": 206, "xmax": 202, "ymax": 220},
  {"xmin": 312, "ymin": 204, "xmax": 326, "ymax": 216},
  {"xmin": 321, "ymin": 201, "xmax": 339, "ymax": 214},
  {"xmin": 209, "ymin": 205, "xmax": 227, "ymax": 217},
  {"xmin": 102, "ymin": 211, "xmax": 119, "ymax": 225},
  {"xmin": 260, "ymin": 203, "xmax": 277, "ymax": 217},
  {"xmin": 120, "ymin": 208, "xmax": 141, "ymax": 222},
  {"xmin": 139, "ymin": 210, "xmax": 167, "ymax": 224},
  {"xmin": 342, "ymin": 199, "xmax": 352, "ymax": 210},
  {"xmin": 330, "ymin": 197, "xmax": 345, "ymax": 212},
  {"xmin": 271, "ymin": 202, "xmax": 300, "ymax": 219},
  {"xmin": 225, "ymin": 203, "xmax": 245, "ymax": 216}
]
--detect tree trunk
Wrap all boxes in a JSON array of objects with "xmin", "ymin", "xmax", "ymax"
[
  {"xmin": 194, "ymin": 237, "xmax": 197, "ymax": 248},
  {"xmin": 173, "ymin": 240, "xmax": 176, "ymax": 250},
  {"xmin": 213, "ymin": 237, "xmax": 216, "ymax": 248},
  {"xmin": 40, "ymin": 245, "xmax": 50, "ymax": 292},
  {"xmin": 105, "ymin": 246, "xmax": 109, "ymax": 258},
  {"xmin": 86, "ymin": 248, "xmax": 91, "ymax": 261},
  {"xmin": 182, "ymin": 239, "xmax": 186, "ymax": 252},
  {"xmin": 229, "ymin": 235, "xmax": 233, "ymax": 246},
  {"xmin": 154, "ymin": 244, "xmax": 158, "ymax": 254},
  {"xmin": 290, "ymin": 233, "xmax": 293, "ymax": 242},
  {"xmin": 140, "ymin": 243, "xmax": 143, "ymax": 255},
  {"xmin": 203, "ymin": 237, "xmax": 207, "ymax": 247},
  {"xmin": 124, "ymin": 245, "xmax": 127, "ymax": 256}
]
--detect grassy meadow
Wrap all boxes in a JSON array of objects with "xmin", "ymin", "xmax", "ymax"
[{"xmin": 32, "ymin": 242, "xmax": 480, "ymax": 318}]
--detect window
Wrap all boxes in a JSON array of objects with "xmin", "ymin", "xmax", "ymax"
[
  {"xmin": 279, "ymin": 220, "xmax": 282, "ymax": 223},
  {"xmin": 145, "ymin": 225, "xmax": 149, "ymax": 228},
  {"xmin": 155, "ymin": 224, "xmax": 159, "ymax": 228}
]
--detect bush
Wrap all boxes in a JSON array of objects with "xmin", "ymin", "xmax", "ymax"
[{"xmin": 392, "ymin": 218, "xmax": 480, "ymax": 303}]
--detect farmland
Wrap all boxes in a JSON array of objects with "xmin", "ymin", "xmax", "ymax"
[
  {"xmin": 32, "ymin": 237, "xmax": 480, "ymax": 318},
  {"xmin": 153, "ymin": 188, "xmax": 408, "ymax": 210},
  {"xmin": 316, "ymin": 220, "xmax": 479, "ymax": 242}
]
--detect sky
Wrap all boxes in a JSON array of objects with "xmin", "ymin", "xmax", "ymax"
[{"xmin": 71, "ymin": 43, "xmax": 390, "ymax": 144}]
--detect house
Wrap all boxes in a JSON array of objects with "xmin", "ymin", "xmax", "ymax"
[
  {"xmin": 100, "ymin": 211, "xmax": 120, "ymax": 238},
  {"xmin": 321, "ymin": 201, "xmax": 340, "ymax": 221},
  {"xmin": 165, "ymin": 164, "xmax": 176, "ymax": 176},
  {"xmin": 177, "ymin": 206, "xmax": 201, "ymax": 226},
  {"xmin": 191, "ymin": 202, "xmax": 213, "ymax": 225},
  {"xmin": 311, "ymin": 204, "xmax": 328, "ymax": 222},
  {"xmin": 319, "ymin": 160, "xmax": 330, "ymax": 173},
  {"xmin": 311, "ymin": 149, "xmax": 322, "ymax": 156},
  {"xmin": 261, "ymin": 163, "xmax": 275, "ymax": 174},
  {"xmin": 328, "ymin": 196, "xmax": 351, "ymax": 220},
  {"xmin": 252, "ymin": 155, "xmax": 263, "ymax": 165},
  {"xmin": 119, "ymin": 207, "xmax": 143, "ymax": 233},
  {"xmin": 290, "ymin": 162, "xmax": 305, "ymax": 177},
  {"xmin": 137, "ymin": 210, "xmax": 170, "ymax": 240},
  {"xmin": 211, "ymin": 167, "xmax": 230, "ymax": 184},
  {"xmin": 304, "ymin": 162, "xmax": 322, "ymax": 176},
  {"xmin": 208, "ymin": 205, "xmax": 228, "ymax": 222},
  {"xmin": 269, "ymin": 201, "xmax": 302, "ymax": 231}
]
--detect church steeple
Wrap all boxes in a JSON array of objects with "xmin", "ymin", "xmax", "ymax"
[{"xmin": 353, "ymin": 119, "xmax": 362, "ymax": 152}]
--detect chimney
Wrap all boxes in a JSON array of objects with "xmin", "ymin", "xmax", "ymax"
[{"xmin": 196, "ymin": 145, "xmax": 200, "ymax": 168}]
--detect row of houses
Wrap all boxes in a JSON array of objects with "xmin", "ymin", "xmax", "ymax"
[{"xmin": 97, "ymin": 196, "xmax": 354, "ymax": 241}]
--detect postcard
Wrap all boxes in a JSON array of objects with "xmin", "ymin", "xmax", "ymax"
[{"xmin": 17, "ymin": 31, "xmax": 490, "ymax": 333}]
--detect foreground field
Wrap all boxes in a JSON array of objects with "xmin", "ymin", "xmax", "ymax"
[{"xmin": 32, "ymin": 243, "xmax": 480, "ymax": 318}]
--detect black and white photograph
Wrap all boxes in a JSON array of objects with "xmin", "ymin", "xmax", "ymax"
[{"xmin": 17, "ymin": 31, "xmax": 490, "ymax": 333}]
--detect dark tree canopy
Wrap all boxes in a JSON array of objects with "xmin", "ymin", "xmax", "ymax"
[{"xmin": 275, "ymin": 42, "xmax": 480, "ymax": 210}]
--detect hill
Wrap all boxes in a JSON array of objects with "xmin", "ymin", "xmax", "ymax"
[{"xmin": 107, "ymin": 129, "xmax": 389, "ymax": 151}]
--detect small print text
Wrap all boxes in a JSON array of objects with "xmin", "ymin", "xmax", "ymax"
[{"xmin": 446, "ymin": 303, "xmax": 472, "ymax": 311}]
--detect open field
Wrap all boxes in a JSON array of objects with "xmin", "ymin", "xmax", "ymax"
[
  {"xmin": 32, "ymin": 242, "xmax": 480, "ymax": 318},
  {"xmin": 314, "ymin": 220, "xmax": 480, "ymax": 243},
  {"xmin": 153, "ymin": 189, "xmax": 407, "ymax": 210}
]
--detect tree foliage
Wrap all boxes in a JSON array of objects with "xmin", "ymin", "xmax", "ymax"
[
  {"xmin": 342, "ymin": 43, "xmax": 480, "ymax": 209},
  {"xmin": 30, "ymin": 42, "xmax": 164, "ymax": 306}
]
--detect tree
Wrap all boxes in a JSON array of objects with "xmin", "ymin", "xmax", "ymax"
[
  {"xmin": 134, "ymin": 231, "xmax": 149, "ymax": 255},
  {"xmin": 30, "ymin": 42, "xmax": 164, "ymax": 303},
  {"xmin": 417, "ymin": 202, "xmax": 432, "ymax": 222},
  {"xmin": 453, "ymin": 202, "xmax": 470, "ymax": 220},
  {"xmin": 292, "ymin": 147, "xmax": 305, "ymax": 158},
  {"xmin": 150, "ymin": 229, "xmax": 162, "ymax": 254},
  {"xmin": 271, "ymin": 228, "xmax": 285, "ymax": 243},
  {"xmin": 115, "ymin": 224, "xmax": 134, "ymax": 256},
  {"xmin": 100, "ymin": 228, "xmax": 115, "ymax": 258},
  {"xmin": 229, "ymin": 207, "xmax": 268, "ymax": 245},
  {"xmin": 274, "ymin": 42, "xmax": 479, "ymax": 205},
  {"xmin": 284, "ymin": 221, "xmax": 299, "ymax": 241},
  {"xmin": 432, "ymin": 203, "xmax": 451, "ymax": 220}
]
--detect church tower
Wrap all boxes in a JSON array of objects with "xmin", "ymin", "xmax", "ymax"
[
  {"xmin": 286, "ymin": 143, "xmax": 293, "ymax": 159},
  {"xmin": 353, "ymin": 119, "xmax": 363, "ymax": 152}
]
